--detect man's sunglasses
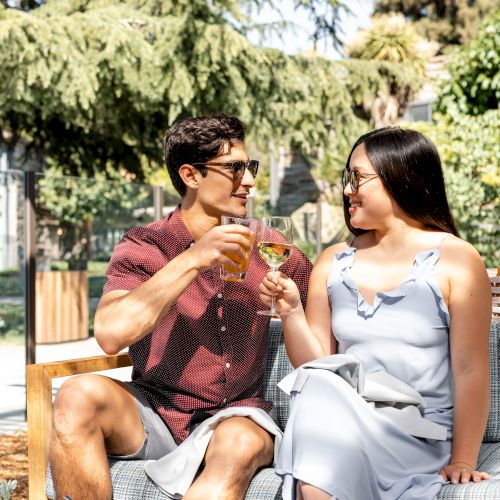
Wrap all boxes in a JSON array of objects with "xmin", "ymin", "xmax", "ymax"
[{"xmin": 191, "ymin": 160, "xmax": 259, "ymax": 182}]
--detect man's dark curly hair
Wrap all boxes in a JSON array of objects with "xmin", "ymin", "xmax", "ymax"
[{"xmin": 163, "ymin": 114, "xmax": 246, "ymax": 196}]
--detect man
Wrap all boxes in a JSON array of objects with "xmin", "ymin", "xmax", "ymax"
[{"xmin": 49, "ymin": 114, "xmax": 312, "ymax": 500}]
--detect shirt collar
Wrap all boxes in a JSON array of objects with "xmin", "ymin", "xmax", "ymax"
[{"xmin": 163, "ymin": 205, "xmax": 195, "ymax": 252}]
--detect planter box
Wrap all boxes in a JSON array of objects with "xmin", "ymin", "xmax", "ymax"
[{"xmin": 35, "ymin": 270, "xmax": 89, "ymax": 343}]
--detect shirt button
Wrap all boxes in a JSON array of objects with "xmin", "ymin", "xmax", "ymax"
[
  {"xmin": 221, "ymin": 326, "xmax": 226, "ymax": 332},
  {"xmin": 225, "ymin": 362, "xmax": 231, "ymax": 368},
  {"xmin": 222, "ymin": 398, "xmax": 227, "ymax": 404},
  {"xmin": 217, "ymin": 293, "xmax": 223, "ymax": 299},
  {"xmin": 189, "ymin": 242, "xmax": 195, "ymax": 247}
]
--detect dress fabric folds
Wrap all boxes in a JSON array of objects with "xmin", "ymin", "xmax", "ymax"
[{"xmin": 276, "ymin": 237, "xmax": 454, "ymax": 500}]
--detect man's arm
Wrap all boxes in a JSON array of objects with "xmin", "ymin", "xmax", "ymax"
[{"xmin": 94, "ymin": 224, "xmax": 252, "ymax": 354}]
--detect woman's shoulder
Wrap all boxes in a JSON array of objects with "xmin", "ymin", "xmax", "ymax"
[
  {"xmin": 438, "ymin": 234, "xmax": 488, "ymax": 282},
  {"xmin": 311, "ymin": 241, "xmax": 352, "ymax": 274},
  {"xmin": 318, "ymin": 241, "xmax": 351, "ymax": 261},
  {"xmin": 439, "ymin": 234, "xmax": 483, "ymax": 262}
]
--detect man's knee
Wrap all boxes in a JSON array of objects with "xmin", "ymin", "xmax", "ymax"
[
  {"xmin": 208, "ymin": 417, "xmax": 273, "ymax": 467},
  {"xmin": 52, "ymin": 375, "xmax": 113, "ymax": 439}
]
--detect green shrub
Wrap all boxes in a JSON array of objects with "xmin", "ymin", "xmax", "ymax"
[
  {"xmin": 0, "ymin": 274, "xmax": 22, "ymax": 296},
  {"xmin": 410, "ymin": 111, "xmax": 499, "ymax": 267},
  {"xmin": 0, "ymin": 304, "xmax": 24, "ymax": 342}
]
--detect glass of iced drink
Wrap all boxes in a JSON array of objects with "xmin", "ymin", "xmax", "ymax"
[{"xmin": 220, "ymin": 215, "xmax": 258, "ymax": 282}]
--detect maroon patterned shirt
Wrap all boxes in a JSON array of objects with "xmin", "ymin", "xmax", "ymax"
[{"xmin": 104, "ymin": 207, "xmax": 312, "ymax": 443}]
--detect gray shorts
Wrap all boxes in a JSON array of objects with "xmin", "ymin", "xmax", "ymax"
[{"xmin": 108, "ymin": 383, "xmax": 178, "ymax": 460}]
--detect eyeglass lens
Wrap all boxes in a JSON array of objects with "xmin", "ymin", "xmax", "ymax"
[
  {"xmin": 233, "ymin": 161, "xmax": 259, "ymax": 180},
  {"xmin": 342, "ymin": 169, "xmax": 358, "ymax": 193}
]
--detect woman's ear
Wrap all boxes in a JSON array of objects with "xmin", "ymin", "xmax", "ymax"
[{"xmin": 179, "ymin": 164, "xmax": 199, "ymax": 190}]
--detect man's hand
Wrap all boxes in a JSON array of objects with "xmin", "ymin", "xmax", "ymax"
[
  {"xmin": 189, "ymin": 224, "xmax": 253, "ymax": 272},
  {"xmin": 439, "ymin": 462, "xmax": 490, "ymax": 484}
]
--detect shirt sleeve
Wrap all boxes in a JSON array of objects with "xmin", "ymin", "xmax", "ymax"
[
  {"xmin": 103, "ymin": 226, "xmax": 165, "ymax": 294},
  {"xmin": 282, "ymin": 248, "xmax": 313, "ymax": 309}
]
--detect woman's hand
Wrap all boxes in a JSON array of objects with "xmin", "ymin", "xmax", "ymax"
[
  {"xmin": 259, "ymin": 271, "xmax": 301, "ymax": 316},
  {"xmin": 439, "ymin": 462, "xmax": 490, "ymax": 484}
]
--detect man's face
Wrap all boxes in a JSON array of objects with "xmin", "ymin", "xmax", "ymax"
[{"xmin": 195, "ymin": 141, "xmax": 256, "ymax": 219}]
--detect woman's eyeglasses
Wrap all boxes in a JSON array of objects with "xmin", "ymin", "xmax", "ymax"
[
  {"xmin": 342, "ymin": 168, "xmax": 378, "ymax": 194},
  {"xmin": 192, "ymin": 160, "xmax": 259, "ymax": 182}
]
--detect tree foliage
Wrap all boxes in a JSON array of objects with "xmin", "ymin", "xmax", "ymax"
[
  {"xmin": 411, "ymin": 10, "xmax": 499, "ymax": 265},
  {"xmin": 437, "ymin": 9, "xmax": 500, "ymax": 116},
  {"xmin": 346, "ymin": 12, "xmax": 436, "ymax": 76},
  {"xmin": 411, "ymin": 111, "xmax": 499, "ymax": 266},
  {"xmin": 36, "ymin": 163, "xmax": 153, "ymax": 265},
  {"xmin": 373, "ymin": 0, "xmax": 498, "ymax": 49},
  {"xmin": 0, "ymin": 0, "xmax": 415, "ymax": 186}
]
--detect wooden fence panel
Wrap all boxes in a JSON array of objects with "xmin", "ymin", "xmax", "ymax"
[{"xmin": 35, "ymin": 271, "xmax": 89, "ymax": 343}]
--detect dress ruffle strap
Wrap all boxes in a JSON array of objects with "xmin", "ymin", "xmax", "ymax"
[{"xmin": 334, "ymin": 245, "xmax": 447, "ymax": 319}]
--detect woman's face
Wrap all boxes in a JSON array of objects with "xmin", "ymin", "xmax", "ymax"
[{"xmin": 344, "ymin": 144, "xmax": 395, "ymax": 230}]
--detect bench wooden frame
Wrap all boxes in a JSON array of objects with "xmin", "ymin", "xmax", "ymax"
[
  {"xmin": 26, "ymin": 353, "xmax": 131, "ymax": 500},
  {"xmin": 490, "ymin": 275, "xmax": 500, "ymax": 318}
]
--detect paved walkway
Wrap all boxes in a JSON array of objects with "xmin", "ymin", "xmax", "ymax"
[{"xmin": 0, "ymin": 337, "xmax": 131, "ymax": 435}]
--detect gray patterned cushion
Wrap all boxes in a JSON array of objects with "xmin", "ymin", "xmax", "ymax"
[
  {"xmin": 46, "ymin": 320, "xmax": 500, "ymax": 499},
  {"xmin": 484, "ymin": 320, "xmax": 500, "ymax": 442},
  {"xmin": 263, "ymin": 320, "xmax": 293, "ymax": 430},
  {"xmin": 47, "ymin": 462, "xmax": 282, "ymax": 499},
  {"xmin": 437, "ymin": 443, "xmax": 500, "ymax": 499}
]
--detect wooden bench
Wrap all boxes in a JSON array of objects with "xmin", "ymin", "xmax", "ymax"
[
  {"xmin": 489, "ymin": 268, "xmax": 500, "ymax": 318},
  {"xmin": 27, "ymin": 353, "xmax": 131, "ymax": 500},
  {"xmin": 28, "ymin": 321, "xmax": 500, "ymax": 499}
]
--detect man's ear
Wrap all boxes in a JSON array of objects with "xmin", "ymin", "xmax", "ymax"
[{"xmin": 178, "ymin": 164, "xmax": 199, "ymax": 189}]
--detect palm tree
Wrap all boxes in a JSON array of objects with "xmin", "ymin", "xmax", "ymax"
[{"xmin": 346, "ymin": 13, "xmax": 438, "ymax": 126}]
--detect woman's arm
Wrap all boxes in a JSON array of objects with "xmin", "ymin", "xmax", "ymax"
[
  {"xmin": 260, "ymin": 244, "xmax": 344, "ymax": 367},
  {"xmin": 439, "ymin": 238, "xmax": 491, "ymax": 484}
]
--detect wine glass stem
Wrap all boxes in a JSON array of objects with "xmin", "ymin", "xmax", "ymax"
[{"xmin": 270, "ymin": 266, "xmax": 278, "ymax": 315}]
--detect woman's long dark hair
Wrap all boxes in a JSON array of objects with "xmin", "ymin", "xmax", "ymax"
[{"xmin": 343, "ymin": 127, "xmax": 460, "ymax": 237}]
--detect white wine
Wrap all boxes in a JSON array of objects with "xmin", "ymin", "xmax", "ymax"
[{"xmin": 258, "ymin": 242, "xmax": 292, "ymax": 268}]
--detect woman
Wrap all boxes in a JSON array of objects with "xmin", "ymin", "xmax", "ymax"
[{"xmin": 259, "ymin": 128, "xmax": 492, "ymax": 500}]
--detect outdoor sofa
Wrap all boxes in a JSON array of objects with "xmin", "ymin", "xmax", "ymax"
[{"xmin": 28, "ymin": 319, "xmax": 500, "ymax": 500}]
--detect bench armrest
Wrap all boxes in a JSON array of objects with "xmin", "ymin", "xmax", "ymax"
[{"xmin": 26, "ymin": 353, "xmax": 131, "ymax": 500}]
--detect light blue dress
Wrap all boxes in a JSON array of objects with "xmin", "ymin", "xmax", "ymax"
[{"xmin": 276, "ymin": 236, "xmax": 454, "ymax": 500}]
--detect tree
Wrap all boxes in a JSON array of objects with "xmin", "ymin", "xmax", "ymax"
[
  {"xmin": 0, "ymin": 0, "xmax": 416, "ymax": 188},
  {"xmin": 244, "ymin": 0, "xmax": 351, "ymax": 53},
  {"xmin": 373, "ymin": 0, "xmax": 498, "ymax": 49},
  {"xmin": 36, "ymin": 164, "xmax": 153, "ymax": 268},
  {"xmin": 410, "ymin": 11, "xmax": 500, "ymax": 266},
  {"xmin": 343, "ymin": 14, "xmax": 429, "ymax": 127},
  {"xmin": 411, "ymin": 112, "xmax": 499, "ymax": 267},
  {"xmin": 437, "ymin": 9, "xmax": 500, "ymax": 116},
  {"xmin": 346, "ymin": 13, "xmax": 437, "ymax": 74}
]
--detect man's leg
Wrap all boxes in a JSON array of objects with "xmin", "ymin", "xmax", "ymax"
[
  {"xmin": 49, "ymin": 374, "xmax": 145, "ymax": 500},
  {"xmin": 184, "ymin": 416, "xmax": 274, "ymax": 500}
]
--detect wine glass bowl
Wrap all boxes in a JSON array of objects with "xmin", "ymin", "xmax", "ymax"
[{"xmin": 257, "ymin": 216, "xmax": 293, "ymax": 317}]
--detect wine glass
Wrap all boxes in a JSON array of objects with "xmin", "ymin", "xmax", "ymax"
[{"xmin": 257, "ymin": 216, "xmax": 293, "ymax": 317}]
